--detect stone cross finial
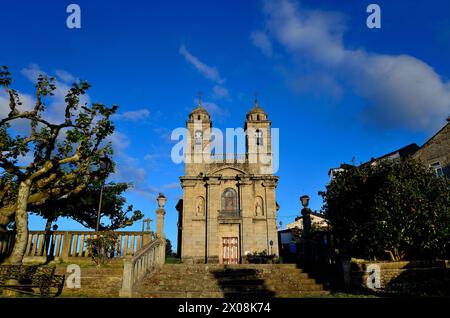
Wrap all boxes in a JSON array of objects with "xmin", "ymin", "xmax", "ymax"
[{"xmin": 197, "ymin": 91, "xmax": 203, "ymax": 107}]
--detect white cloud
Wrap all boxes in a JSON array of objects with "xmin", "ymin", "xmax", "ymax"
[
  {"xmin": 143, "ymin": 154, "xmax": 156, "ymax": 161},
  {"xmin": 20, "ymin": 64, "xmax": 90, "ymax": 125},
  {"xmin": 55, "ymin": 70, "xmax": 77, "ymax": 84},
  {"xmin": 179, "ymin": 44, "xmax": 225, "ymax": 84},
  {"xmin": 203, "ymin": 101, "xmax": 229, "ymax": 118},
  {"xmin": 20, "ymin": 63, "xmax": 45, "ymax": 82},
  {"xmin": 250, "ymin": 31, "xmax": 273, "ymax": 57},
  {"xmin": 112, "ymin": 109, "xmax": 151, "ymax": 121},
  {"xmin": 212, "ymin": 85, "xmax": 230, "ymax": 99},
  {"xmin": 255, "ymin": 0, "xmax": 450, "ymax": 131},
  {"xmin": 107, "ymin": 131, "xmax": 130, "ymax": 151}
]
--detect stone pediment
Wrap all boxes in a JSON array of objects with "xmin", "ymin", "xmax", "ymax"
[{"xmin": 209, "ymin": 166, "xmax": 248, "ymax": 176}]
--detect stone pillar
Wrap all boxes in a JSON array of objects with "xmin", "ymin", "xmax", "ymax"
[
  {"xmin": 119, "ymin": 257, "xmax": 134, "ymax": 297},
  {"xmin": 238, "ymin": 176, "xmax": 253, "ymax": 261},
  {"xmin": 301, "ymin": 208, "xmax": 312, "ymax": 236},
  {"xmin": 206, "ymin": 177, "xmax": 221, "ymax": 263},
  {"xmin": 60, "ymin": 231, "xmax": 72, "ymax": 262},
  {"xmin": 263, "ymin": 179, "xmax": 279, "ymax": 256},
  {"xmin": 155, "ymin": 193, "xmax": 166, "ymax": 239},
  {"xmin": 340, "ymin": 254, "xmax": 352, "ymax": 290}
]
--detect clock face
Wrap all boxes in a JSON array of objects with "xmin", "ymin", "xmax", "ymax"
[{"xmin": 195, "ymin": 131, "xmax": 202, "ymax": 138}]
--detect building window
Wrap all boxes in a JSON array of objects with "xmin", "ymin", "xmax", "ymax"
[
  {"xmin": 194, "ymin": 130, "xmax": 202, "ymax": 146},
  {"xmin": 430, "ymin": 161, "xmax": 444, "ymax": 177},
  {"xmin": 221, "ymin": 188, "xmax": 238, "ymax": 216},
  {"xmin": 255, "ymin": 129, "xmax": 263, "ymax": 146}
]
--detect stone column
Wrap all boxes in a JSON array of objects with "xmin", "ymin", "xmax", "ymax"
[
  {"xmin": 238, "ymin": 176, "xmax": 253, "ymax": 262},
  {"xmin": 60, "ymin": 231, "xmax": 72, "ymax": 262},
  {"xmin": 206, "ymin": 176, "xmax": 221, "ymax": 263},
  {"xmin": 155, "ymin": 193, "xmax": 166, "ymax": 239},
  {"xmin": 262, "ymin": 179, "xmax": 279, "ymax": 256}
]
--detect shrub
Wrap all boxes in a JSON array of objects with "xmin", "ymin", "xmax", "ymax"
[
  {"xmin": 320, "ymin": 158, "xmax": 450, "ymax": 261},
  {"xmin": 245, "ymin": 250, "xmax": 279, "ymax": 264},
  {"xmin": 85, "ymin": 231, "xmax": 118, "ymax": 266}
]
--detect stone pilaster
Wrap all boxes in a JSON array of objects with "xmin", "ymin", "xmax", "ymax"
[
  {"xmin": 262, "ymin": 179, "xmax": 279, "ymax": 256},
  {"xmin": 206, "ymin": 176, "xmax": 221, "ymax": 263},
  {"xmin": 238, "ymin": 176, "xmax": 254, "ymax": 259}
]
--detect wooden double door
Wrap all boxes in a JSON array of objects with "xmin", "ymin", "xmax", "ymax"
[{"xmin": 222, "ymin": 237, "xmax": 239, "ymax": 264}]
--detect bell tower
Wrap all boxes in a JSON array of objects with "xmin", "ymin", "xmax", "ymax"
[
  {"xmin": 185, "ymin": 98, "xmax": 211, "ymax": 175},
  {"xmin": 244, "ymin": 99, "xmax": 273, "ymax": 174}
]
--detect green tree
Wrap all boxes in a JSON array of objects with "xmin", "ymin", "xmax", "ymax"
[
  {"xmin": 165, "ymin": 238, "xmax": 175, "ymax": 257},
  {"xmin": 31, "ymin": 182, "xmax": 143, "ymax": 231},
  {"xmin": 0, "ymin": 65, "xmax": 117, "ymax": 264},
  {"xmin": 319, "ymin": 158, "xmax": 450, "ymax": 261}
]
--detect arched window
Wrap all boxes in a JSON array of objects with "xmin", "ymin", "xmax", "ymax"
[
  {"xmin": 221, "ymin": 188, "xmax": 238, "ymax": 215},
  {"xmin": 194, "ymin": 130, "xmax": 202, "ymax": 146},
  {"xmin": 255, "ymin": 129, "xmax": 263, "ymax": 146}
]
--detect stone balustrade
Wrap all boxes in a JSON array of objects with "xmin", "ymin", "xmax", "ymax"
[
  {"xmin": 119, "ymin": 237, "xmax": 166, "ymax": 297},
  {"xmin": 0, "ymin": 230, "xmax": 153, "ymax": 263}
]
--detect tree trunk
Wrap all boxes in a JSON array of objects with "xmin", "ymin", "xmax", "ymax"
[
  {"xmin": 4, "ymin": 180, "xmax": 31, "ymax": 264},
  {"xmin": 44, "ymin": 217, "xmax": 53, "ymax": 231},
  {"xmin": 0, "ymin": 213, "xmax": 12, "ymax": 232}
]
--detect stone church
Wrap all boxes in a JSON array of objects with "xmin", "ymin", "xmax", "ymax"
[{"xmin": 176, "ymin": 100, "xmax": 279, "ymax": 264}]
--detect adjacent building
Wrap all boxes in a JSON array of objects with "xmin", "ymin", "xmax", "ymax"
[
  {"xmin": 413, "ymin": 119, "xmax": 450, "ymax": 178},
  {"xmin": 328, "ymin": 118, "xmax": 450, "ymax": 181}
]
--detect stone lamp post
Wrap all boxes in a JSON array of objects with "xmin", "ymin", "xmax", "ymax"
[
  {"xmin": 300, "ymin": 195, "xmax": 312, "ymax": 237},
  {"xmin": 156, "ymin": 193, "xmax": 166, "ymax": 238}
]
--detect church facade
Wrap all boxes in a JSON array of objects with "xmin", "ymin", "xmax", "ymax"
[{"xmin": 176, "ymin": 100, "xmax": 279, "ymax": 264}]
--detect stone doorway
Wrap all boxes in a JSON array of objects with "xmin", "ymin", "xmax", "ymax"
[{"xmin": 222, "ymin": 237, "xmax": 238, "ymax": 264}]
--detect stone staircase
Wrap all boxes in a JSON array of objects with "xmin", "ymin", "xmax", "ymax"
[
  {"xmin": 54, "ymin": 260, "xmax": 124, "ymax": 297},
  {"xmin": 136, "ymin": 264, "xmax": 328, "ymax": 298}
]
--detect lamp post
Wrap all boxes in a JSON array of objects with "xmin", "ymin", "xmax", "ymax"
[
  {"xmin": 300, "ymin": 195, "xmax": 311, "ymax": 236},
  {"xmin": 96, "ymin": 156, "xmax": 112, "ymax": 232}
]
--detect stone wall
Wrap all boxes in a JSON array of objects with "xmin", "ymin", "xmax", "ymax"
[{"xmin": 349, "ymin": 259, "xmax": 450, "ymax": 296}]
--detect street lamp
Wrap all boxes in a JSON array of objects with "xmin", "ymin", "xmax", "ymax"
[
  {"xmin": 300, "ymin": 194, "xmax": 312, "ymax": 236},
  {"xmin": 300, "ymin": 195, "xmax": 310, "ymax": 208},
  {"xmin": 96, "ymin": 156, "xmax": 112, "ymax": 232}
]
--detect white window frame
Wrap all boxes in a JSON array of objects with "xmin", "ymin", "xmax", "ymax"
[{"xmin": 430, "ymin": 161, "xmax": 444, "ymax": 177}]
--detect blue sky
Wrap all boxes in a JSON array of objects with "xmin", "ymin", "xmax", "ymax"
[{"xmin": 1, "ymin": 0, "xmax": 449, "ymax": 251}]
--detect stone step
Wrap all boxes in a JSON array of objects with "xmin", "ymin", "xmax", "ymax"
[
  {"xmin": 136, "ymin": 263, "xmax": 327, "ymax": 298},
  {"xmin": 159, "ymin": 264, "xmax": 302, "ymax": 271},
  {"xmin": 143, "ymin": 272, "xmax": 314, "ymax": 280},
  {"xmin": 140, "ymin": 290, "xmax": 329, "ymax": 298},
  {"xmin": 142, "ymin": 275, "xmax": 317, "ymax": 286}
]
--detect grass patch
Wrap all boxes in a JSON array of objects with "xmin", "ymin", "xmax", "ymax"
[{"xmin": 165, "ymin": 256, "xmax": 181, "ymax": 264}]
